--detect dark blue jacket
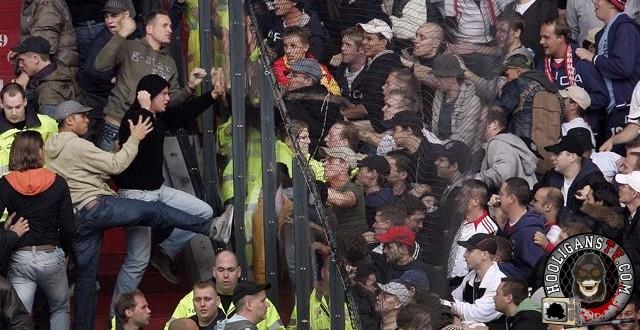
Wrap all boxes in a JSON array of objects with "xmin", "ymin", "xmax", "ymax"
[
  {"xmin": 536, "ymin": 159, "xmax": 606, "ymax": 213},
  {"xmin": 537, "ymin": 42, "xmax": 610, "ymax": 112},
  {"xmin": 499, "ymin": 209, "xmax": 546, "ymax": 280},
  {"xmin": 594, "ymin": 13, "xmax": 640, "ymax": 106}
]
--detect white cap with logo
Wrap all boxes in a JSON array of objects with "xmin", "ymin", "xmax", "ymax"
[
  {"xmin": 615, "ymin": 171, "xmax": 640, "ymax": 192},
  {"xmin": 559, "ymin": 85, "xmax": 591, "ymax": 110},
  {"xmin": 357, "ymin": 19, "xmax": 393, "ymax": 40}
]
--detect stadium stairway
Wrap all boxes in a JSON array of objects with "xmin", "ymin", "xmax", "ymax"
[{"xmin": 85, "ymin": 228, "xmax": 293, "ymax": 329}]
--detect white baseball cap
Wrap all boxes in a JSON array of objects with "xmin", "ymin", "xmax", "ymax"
[
  {"xmin": 357, "ymin": 19, "xmax": 393, "ymax": 40},
  {"xmin": 559, "ymin": 86, "xmax": 591, "ymax": 110},
  {"xmin": 615, "ymin": 171, "xmax": 640, "ymax": 192}
]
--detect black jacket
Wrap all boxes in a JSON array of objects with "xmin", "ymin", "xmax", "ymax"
[
  {"xmin": 114, "ymin": 93, "xmax": 216, "ymax": 190},
  {"xmin": 0, "ymin": 171, "xmax": 74, "ymax": 256},
  {"xmin": 0, "ymin": 276, "xmax": 32, "ymax": 329},
  {"xmin": 506, "ymin": 309, "xmax": 545, "ymax": 330},
  {"xmin": 350, "ymin": 284, "xmax": 381, "ymax": 330},
  {"xmin": 284, "ymin": 84, "xmax": 345, "ymax": 156},
  {"xmin": 537, "ymin": 159, "xmax": 606, "ymax": 213},
  {"xmin": 622, "ymin": 211, "xmax": 640, "ymax": 292},
  {"xmin": 359, "ymin": 51, "xmax": 402, "ymax": 133}
]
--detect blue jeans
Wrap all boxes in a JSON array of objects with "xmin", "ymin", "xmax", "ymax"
[
  {"xmin": 75, "ymin": 21, "xmax": 105, "ymax": 67},
  {"xmin": 96, "ymin": 121, "xmax": 119, "ymax": 152},
  {"xmin": 8, "ymin": 248, "xmax": 70, "ymax": 330},
  {"xmin": 72, "ymin": 195, "xmax": 213, "ymax": 329},
  {"xmin": 110, "ymin": 186, "xmax": 210, "ymax": 315}
]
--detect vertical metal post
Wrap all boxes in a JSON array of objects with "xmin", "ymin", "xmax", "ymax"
[
  {"xmin": 260, "ymin": 62, "xmax": 278, "ymax": 303},
  {"xmin": 329, "ymin": 259, "xmax": 345, "ymax": 330},
  {"xmin": 198, "ymin": 0, "xmax": 222, "ymax": 212},
  {"xmin": 293, "ymin": 160, "xmax": 310, "ymax": 330},
  {"xmin": 229, "ymin": 0, "xmax": 247, "ymax": 275}
]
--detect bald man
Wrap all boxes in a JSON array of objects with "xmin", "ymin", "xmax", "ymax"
[
  {"xmin": 165, "ymin": 251, "xmax": 283, "ymax": 330},
  {"xmin": 168, "ymin": 318, "xmax": 199, "ymax": 330}
]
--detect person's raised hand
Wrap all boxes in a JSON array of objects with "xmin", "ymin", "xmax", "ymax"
[
  {"xmin": 128, "ymin": 115, "xmax": 154, "ymax": 140},
  {"xmin": 137, "ymin": 90, "xmax": 151, "ymax": 110},
  {"xmin": 118, "ymin": 15, "xmax": 137, "ymax": 38},
  {"xmin": 187, "ymin": 67, "xmax": 207, "ymax": 90},
  {"xmin": 210, "ymin": 67, "xmax": 226, "ymax": 99}
]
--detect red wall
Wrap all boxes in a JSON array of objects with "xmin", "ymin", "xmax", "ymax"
[{"xmin": 0, "ymin": 0, "xmax": 22, "ymax": 89}]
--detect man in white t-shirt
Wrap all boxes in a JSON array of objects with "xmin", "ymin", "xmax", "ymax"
[{"xmin": 560, "ymin": 86, "xmax": 596, "ymax": 147}]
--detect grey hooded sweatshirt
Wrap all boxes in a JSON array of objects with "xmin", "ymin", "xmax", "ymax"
[{"xmin": 478, "ymin": 132, "xmax": 538, "ymax": 190}]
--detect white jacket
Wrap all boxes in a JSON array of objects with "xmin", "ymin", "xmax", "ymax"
[
  {"xmin": 389, "ymin": 0, "xmax": 427, "ymax": 40},
  {"xmin": 452, "ymin": 262, "xmax": 506, "ymax": 323}
]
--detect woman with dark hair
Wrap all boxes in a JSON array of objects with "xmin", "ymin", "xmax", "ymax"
[{"xmin": 1, "ymin": 130, "xmax": 74, "ymax": 329}]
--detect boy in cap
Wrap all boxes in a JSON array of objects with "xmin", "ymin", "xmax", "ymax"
[
  {"xmin": 560, "ymin": 86, "xmax": 596, "ymax": 146},
  {"xmin": 376, "ymin": 281, "xmax": 412, "ymax": 330},
  {"xmin": 567, "ymin": 127, "xmax": 622, "ymax": 182},
  {"xmin": 356, "ymin": 155, "xmax": 394, "ymax": 227},
  {"xmin": 11, "ymin": 37, "xmax": 83, "ymax": 116},
  {"xmin": 614, "ymin": 171, "xmax": 640, "ymax": 293},
  {"xmin": 323, "ymin": 146, "xmax": 367, "ymax": 235},
  {"xmin": 220, "ymin": 282, "xmax": 271, "ymax": 330},
  {"xmin": 538, "ymin": 134, "xmax": 607, "ymax": 212},
  {"xmin": 451, "ymin": 233, "xmax": 506, "ymax": 324},
  {"xmin": 341, "ymin": 19, "xmax": 402, "ymax": 134},
  {"xmin": 12, "ymin": 0, "xmax": 79, "ymax": 72}
]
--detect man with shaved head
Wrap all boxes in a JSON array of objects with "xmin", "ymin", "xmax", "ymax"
[{"xmin": 165, "ymin": 251, "xmax": 283, "ymax": 330}]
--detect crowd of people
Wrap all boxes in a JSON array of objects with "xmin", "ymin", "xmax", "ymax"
[{"xmin": 2, "ymin": 0, "xmax": 640, "ymax": 329}]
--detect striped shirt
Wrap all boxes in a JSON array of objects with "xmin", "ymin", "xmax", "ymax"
[{"xmin": 447, "ymin": 210, "xmax": 499, "ymax": 279}]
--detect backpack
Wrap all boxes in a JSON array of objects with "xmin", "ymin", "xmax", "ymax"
[{"xmin": 517, "ymin": 82, "xmax": 563, "ymax": 174}]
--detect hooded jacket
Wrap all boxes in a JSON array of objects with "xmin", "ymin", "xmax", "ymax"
[
  {"xmin": 505, "ymin": 298, "xmax": 544, "ymax": 330},
  {"xmin": 537, "ymin": 159, "xmax": 607, "ymax": 213},
  {"xmin": 0, "ymin": 110, "xmax": 57, "ymax": 174},
  {"xmin": 499, "ymin": 209, "xmax": 546, "ymax": 280},
  {"xmin": 499, "ymin": 70, "xmax": 559, "ymax": 139},
  {"xmin": 29, "ymin": 63, "xmax": 83, "ymax": 113},
  {"xmin": 478, "ymin": 132, "xmax": 539, "ymax": 190},
  {"xmin": 44, "ymin": 131, "xmax": 140, "ymax": 209},
  {"xmin": 593, "ymin": 13, "xmax": 640, "ymax": 106},
  {"xmin": 20, "ymin": 0, "xmax": 79, "ymax": 70},
  {"xmin": 0, "ymin": 168, "xmax": 74, "ymax": 255},
  {"xmin": 95, "ymin": 35, "xmax": 192, "ymax": 123}
]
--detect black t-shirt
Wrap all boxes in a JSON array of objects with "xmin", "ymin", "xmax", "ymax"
[
  {"xmin": 220, "ymin": 294, "xmax": 234, "ymax": 313},
  {"xmin": 189, "ymin": 308, "xmax": 226, "ymax": 330}
]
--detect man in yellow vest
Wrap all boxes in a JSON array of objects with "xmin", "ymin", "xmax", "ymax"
[
  {"xmin": 0, "ymin": 83, "xmax": 57, "ymax": 174},
  {"xmin": 165, "ymin": 250, "xmax": 284, "ymax": 330}
]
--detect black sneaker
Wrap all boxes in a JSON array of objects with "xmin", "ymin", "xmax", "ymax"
[{"xmin": 149, "ymin": 248, "xmax": 180, "ymax": 285}]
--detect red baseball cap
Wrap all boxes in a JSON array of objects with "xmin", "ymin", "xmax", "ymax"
[{"xmin": 375, "ymin": 226, "xmax": 415, "ymax": 247}]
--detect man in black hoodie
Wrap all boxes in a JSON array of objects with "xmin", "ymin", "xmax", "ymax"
[
  {"xmin": 492, "ymin": 277, "xmax": 544, "ymax": 330},
  {"xmin": 538, "ymin": 135, "xmax": 607, "ymax": 213}
]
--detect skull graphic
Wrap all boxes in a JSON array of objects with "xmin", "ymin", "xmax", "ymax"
[{"xmin": 572, "ymin": 252, "xmax": 606, "ymax": 304}]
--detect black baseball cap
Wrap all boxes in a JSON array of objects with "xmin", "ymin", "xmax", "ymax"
[
  {"xmin": 566, "ymin": 127, "xmax": 595, "ymax": 150},
  {"xmin": 434, "ymin": 140, "xmax": 471, "ymax": 172},
  {"xmin": 232, "ymin": 281, "xmax": 271, "ymax": 303},
  {"xmin": 458, "ymin": 233, "xmax": 497, "ymax": 254},
  {"xmin": 544, "ymin": 135, "xmax": 587, "ymax": 156},
  {"xmin": 358, "ymin": 155, "xmax": 391, "ymax": 176},
  {"xmin": 11, "ymin": 36, "xmax": 50, "ymax": 55}
]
